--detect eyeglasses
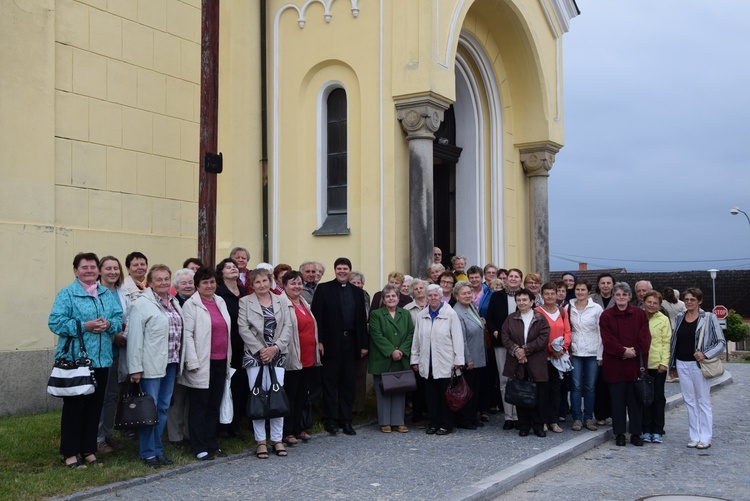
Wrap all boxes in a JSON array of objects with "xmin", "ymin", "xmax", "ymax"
[
  {"xmin": 683, "ymin": 298, "xmax": 698, "ymax": 302},
  {"xmin": 439, "ymin": 280, "xmax": 454, "ymax": 285}
]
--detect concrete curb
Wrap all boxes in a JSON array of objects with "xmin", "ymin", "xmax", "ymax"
[{"xmin": 447, "ymin": 370, "xmax": 734, "ymax": 501}]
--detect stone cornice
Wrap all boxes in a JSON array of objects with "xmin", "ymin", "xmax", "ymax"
[
  {"xmin": 394, "ymin": 93, "xmax": 452, "ymax": 140},
  {"xmin": 519, "ymin": 142, "xmax": 562, "ymax": 178},
  {"xmin": 545, "ymin": 0, "xmax": 580, "ymax": 34}
]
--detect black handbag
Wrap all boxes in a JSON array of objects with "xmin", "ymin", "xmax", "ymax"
[
  {"xmin": 445, "ymin": 368, "xmax": 473, "ymax": 412},
  {"xmin": 505, "ymin": 365, "xmax": 537, "ymax": 409},
  {"xmin": 114, "ymin": 382, "xmax": 158, "ymax": 429},
  {"xmin": 246, "ymin": 365, "xmax": 290, "ymax": 420},
  {"xmin": 47, "ymin": 321, "xmax": 97, "ymax": 398},
  {"xmin": 380, "ymin": 362, "xmax": 417, "ymax": 394},
  {"xmin": 635, "ymin": 353, "xmax": 654, "ymax": 406}
]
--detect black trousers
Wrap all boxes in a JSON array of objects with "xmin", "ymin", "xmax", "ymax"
[
  {"xmin": 187, "ymin": 360, "xmax": 226, "ymax": 455},
  {"xmin": 60, "ymin": 367, "xmax": 108, "ymax": 458},
  {"xmin": 642, "ymin": 369, "xmax": 667, "ymax": 435},
  {"xmin": 517, "ymin": 380, "xmax": 548, "ymax": 433},
  {"xmin": 227, "ymin": 364, "xmax": 249, "ymax": 435},
  {"xmin": 457, "ymin": 367, "xmax": 482, "ymax": 426},
  {"xmin": 479, "ymin": 349, "xmax": 500, "ymax": 412},
  {"xmin": 283, "ymin": 367, "xmax": 313, "ymax": 436},
  {"xmin": 594, "ymin": 371, "xmax": 611, "ymax": 421},
  {"xmin": 546, "ymin": 362, "xmax": 562, "ymax": 425},
  {"xmin": 425, "ymin": 375, "xmax": 453, "ymax": 430},
  {"xmin": 608, "ymin": 381, "xmax": 642, "ymax": 436},
  {"xmin": 321, "ymin": 336, "xmax": 357, "ymax": 425},
  {"xmin": 410, "ymin": 374, "xmax": 428, "ymax": 423}
]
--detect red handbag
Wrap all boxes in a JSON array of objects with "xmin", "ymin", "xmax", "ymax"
[{"xmin": 445, "ymin": 368, "xmax": 473, "ymax": 411}]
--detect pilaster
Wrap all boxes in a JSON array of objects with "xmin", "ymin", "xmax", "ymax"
[{"xmin": 520, "ymin": 142, "xmax": 561, "ymax": 282}]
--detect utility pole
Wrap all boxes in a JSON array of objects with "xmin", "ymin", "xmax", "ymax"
[{"xmin": 198, "ymin": 0, "xmax": 220, "ymax": 267}]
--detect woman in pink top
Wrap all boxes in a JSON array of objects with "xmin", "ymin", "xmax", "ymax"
[
  {"xmin": 536, "ymin": 283, "xmax": 571, "ymax": 434},
  {"xmin": 177, "ymin": 268, "xmax": 232, "ymax": 461}
]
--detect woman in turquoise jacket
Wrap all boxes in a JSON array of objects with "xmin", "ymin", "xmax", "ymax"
[{"xmin": 48, "ymin": 252, "xmax": 123, "ymax": 469}]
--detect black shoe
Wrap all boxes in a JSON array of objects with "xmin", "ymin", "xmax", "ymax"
[
  {"xmin": 630, "ymin": 434, "xmax": 644, "ymax": 447},
  {"xmin": 324, "ymin": 422, "xmax": 338, "ymax": 435},
  {"xmin": 426, "ymin": 427, "xmax": 437, "ymax": 435},
  {"xmin": 157, "ymin": 455, "xmax": 173, "ymax": 466},
  {"xmin": 518, "ymin": 430, "xmax": 529, "ymax": 437},
  {"xmin": 435, "ymin": 428, "xmax": 451, "ymax": 435},
  {"xmin": 615, "ymin": 434, "xmax": 626, "ymax": 446},
  {"xmin": 503, "ymin": 420, "xmax": 515, "ymax": 430},
  {"xmin": 143, "ymin": 457, "xmax": 161, "ymax": 469},
  {"xmin": 473, "ymin": 421, "xmax": 485, "ymax": 428},
  {"xmin": 211, "ymin": 449, "xmax": 228, "ymax": 458},
  {"xmin": 341, "ymin": 423, "xmax": 357, "ymax": 436},
  {"xmin": 197, "ymin": 453, "xmax": 215, "ymax": 461},
  {"xmin": 534, "ymin": 429, "xmax": 547, "ymax": 438}
]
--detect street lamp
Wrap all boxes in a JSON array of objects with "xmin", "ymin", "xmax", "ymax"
[
  {"xmin": 707, "ymin": 269, "xmax": 718, "ymax": 309},
  {"xmin": 730, "ymin": 207, "xmax": 750, "ymax": 229}
]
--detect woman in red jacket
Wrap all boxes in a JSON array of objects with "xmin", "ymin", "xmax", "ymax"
[{"xmin": 599, "ymin": 282, "xmax": 651, "ymax": 447}]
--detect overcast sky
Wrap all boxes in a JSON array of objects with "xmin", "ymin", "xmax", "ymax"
[{"xmin": 549, "ymin": 1, "xmax": 750, "ymax": 273}]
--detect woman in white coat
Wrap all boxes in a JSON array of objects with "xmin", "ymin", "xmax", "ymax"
[
  {"xmin": 238, "ymin": 268, "xmax": 293, "ymax": 459},
  {"xmin": 178, "ymin": 268, "xmax": 232, "ymax": 461},
  {"xmin": 411, "ymin": 284, "xmax": 464, "ymax": 435}
]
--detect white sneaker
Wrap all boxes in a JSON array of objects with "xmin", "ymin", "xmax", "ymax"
[
  {"xmin": 696, "ymin": 442, "xmax": 711, "ymax": 449},
  {"xmin": 687, "ymin": 440, "xmax": 699, "ymax": 448}
]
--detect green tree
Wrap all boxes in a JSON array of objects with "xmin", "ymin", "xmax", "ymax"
[{"xmin": 725, "ymin": 310, "xmax": 750, "ymax": 343}]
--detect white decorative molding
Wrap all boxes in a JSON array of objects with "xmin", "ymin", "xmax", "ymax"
[
  {"xmin": 285, "ymin": 0, "xmax": 361, "ymax": 29},
  {"xmin": 543, "ymin": 0, "xmax": 579, "ymax": 35},
  {"xmin": 457, "ymin": 32, "xmax": 504, "ymax": 267},
  {"xmin": 436, "ymin": 0, "xmax": 466, "ymax": 69}
]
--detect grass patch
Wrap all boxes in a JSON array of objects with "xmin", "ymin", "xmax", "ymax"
[{"xmin": 0, "ymin": 394, "xmax": 377, "ymax": 500}]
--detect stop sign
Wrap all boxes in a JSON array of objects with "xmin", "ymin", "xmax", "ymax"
[{"xmin": 713, "ymin": 305, "xmax": 728, "ymax": 319}]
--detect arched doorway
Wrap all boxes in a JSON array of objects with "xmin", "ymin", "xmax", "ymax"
[{"xmin": 433, "ymin": 33, "xmax": 502, "ymax": 267}]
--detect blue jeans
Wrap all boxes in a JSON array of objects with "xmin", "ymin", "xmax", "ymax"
[
  {"xmin": 139, "ymin": 363, "xmax": 177, "ymax": 459},
  {"xmin": 570, "ymin": 356, "xmax": 598, "ymax": 421}
]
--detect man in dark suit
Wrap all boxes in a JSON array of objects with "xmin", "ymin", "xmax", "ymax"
[{"xmin": 311, "ymin": 257, "xmax": 369, "ymax": 435}]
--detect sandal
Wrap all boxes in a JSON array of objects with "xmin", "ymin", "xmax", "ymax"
[
  {"xmin": 83, "ymin": 453, "xmax": 103, "ymax": 467},
  {"xmin": 61, "ymin": 457, "xmax": 87, "ymax": 469},
  {"xmin": 272, "ymin": 442, "xmax": 288, "ymax": 457},
  {"xmin": 255, "ymin": 443, "xmax": 269, "ymax": 460},
  {"xmin": 282, "ymin": 435, "xmax": 298, "ymax": 445},
  {"xmin": 296, "ymin": 432, "xmax": 311, "ymax": 442}
]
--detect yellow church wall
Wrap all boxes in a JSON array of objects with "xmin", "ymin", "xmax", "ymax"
[
  {"xmin": 268, "ymin": 1, "xmax": 390, "ymax": 282},
  {"xmin": 215, "ymin": 0, "xmax": 264, "ymax": 263},
  {"xmin": 0, "ymin": 0, "xmax": 202, "ymax": 364}
]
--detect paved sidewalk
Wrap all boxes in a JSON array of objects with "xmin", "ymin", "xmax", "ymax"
[
  {"xmin": 65, "ymin": 365, "xmax": 741, "ymax": 501},
  {"xmin": 496, "ymin": 363, "xmax": 748, "ymax": 501}
]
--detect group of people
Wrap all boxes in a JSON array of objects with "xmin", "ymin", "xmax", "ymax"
[{"xmin": 48, "ymin": 247, "xmax": 726, "ymax": 470}]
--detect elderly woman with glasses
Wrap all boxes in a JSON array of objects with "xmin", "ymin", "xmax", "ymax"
[
  {"xmin": 523, "ymin": 273, "xmax": 543, "ymax": 307},
  {"xmin": 438, "ymin": 272, "xmax": 457, "ymax": 306},
  {"xmin": 599, "ymin": 282, "xmax": 651, "ymax": 447}
]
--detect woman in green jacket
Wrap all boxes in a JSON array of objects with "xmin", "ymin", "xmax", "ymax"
[{"xmin": 369, "ymin": 284, "xmax": 414, "ymax": 433}]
